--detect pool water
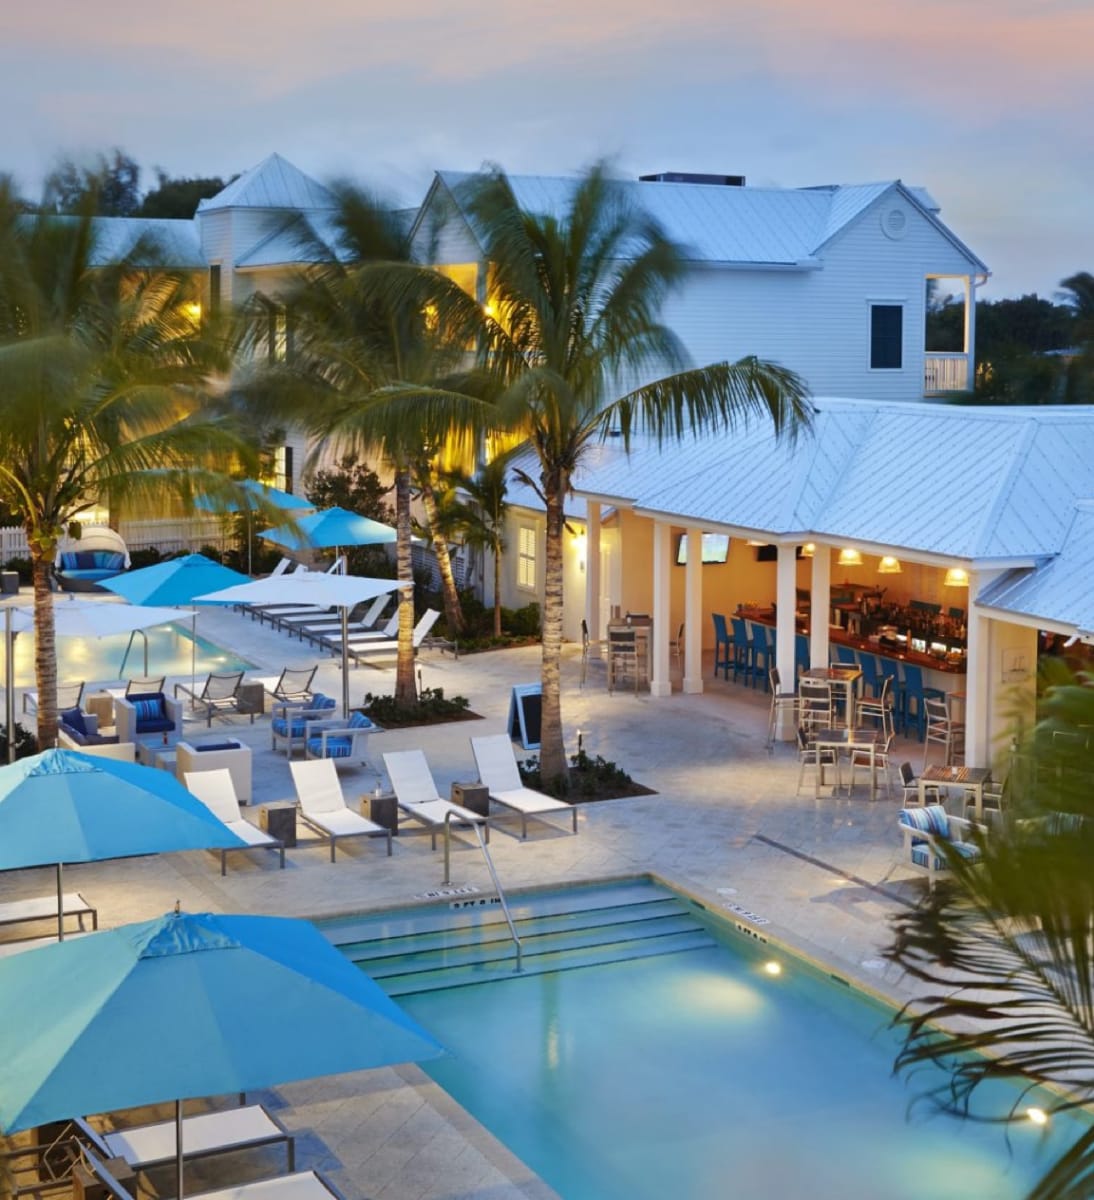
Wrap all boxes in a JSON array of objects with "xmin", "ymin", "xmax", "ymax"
[
  {"xmin": 11, "ymin": 621, "xmax": 253, "ymax": 685},
  {"xmin": 338, "ymin": 881, "xmax": 1086, "ymax": 1200}
]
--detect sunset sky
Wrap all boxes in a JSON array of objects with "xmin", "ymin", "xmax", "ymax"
[{"xmin": 2, "ymin": 0, "xmax": 1090, "ymax": 298}]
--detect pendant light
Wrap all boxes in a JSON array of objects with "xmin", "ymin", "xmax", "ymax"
[
  {"xmin": 877, "ymin": 555, "xmax": 902, "ymax": 574},
  {"xmin": 944, "ymin": 567, "xmax": 969, "ymax": 588},
  {"xmin": 837, "ymin": 548, "xmax": 863, "ymax": 567}
]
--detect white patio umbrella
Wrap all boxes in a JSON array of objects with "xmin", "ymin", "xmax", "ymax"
[{"xmin": 196, "ymin": 572, "xmax": 406, "ymax": 717}]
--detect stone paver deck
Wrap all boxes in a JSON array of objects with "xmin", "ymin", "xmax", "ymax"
[{"xmin": 3, "ymin": 603, "xmax": 942, "ymax": 1200}]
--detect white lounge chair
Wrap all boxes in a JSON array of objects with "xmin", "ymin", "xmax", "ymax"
[
  {"xmin": 470, "ymin": 734, "xmax": 578, "ymax": 839},
  {"xmin": 0, "ymin": 893, "xmax": 97, "ymax": 936},
  {"xmin": 383, "ymin": 749, "xmax": 488, "ymax": 848},
  {"xmin": 75, "ymin": 1104, "xmax": 294, "ymax": 1173},
  {"xmin": 84, "ymin": 1149, "xmax": 339, "ymax": 1200},
  {"xmin": 320, "ymin": 612, "xmax": 399, "ymax": 652},
  {"xmin": 22, "ymin": 680, "xmax": 85, "ymax": 715},
  {"xmin": 290, "ymin": 758, "xmax": 392, "ymax": 861},
  {"xmin": 344, "ymin": 610, "xmax": 441, "ymax": 665},
  {"xmin": 185, "ymin": 769, "xmax": 283, "ymax": 875}
]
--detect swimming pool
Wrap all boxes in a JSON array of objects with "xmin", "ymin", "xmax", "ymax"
[
  {"xmin": 11, "ymin": 621, "xmax": 253, "ymax": 685},
  {"xmin": 327, "ymin": 879, "xmax": 1085, "ymax": 1200}
]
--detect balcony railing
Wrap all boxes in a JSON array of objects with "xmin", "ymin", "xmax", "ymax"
[{"xmin": 924, "ymin": 353, "xmax": 970, "ymax": 394}]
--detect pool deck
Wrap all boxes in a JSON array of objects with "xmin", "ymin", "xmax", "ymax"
[{"xmin": 4, "ymin": 601, "xmax": 944, "ymax": 1200}]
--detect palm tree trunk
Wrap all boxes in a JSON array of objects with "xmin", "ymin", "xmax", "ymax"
[
  {"xmin": 418, "ymin": 473, "xmax": 464, "ymax": 634},
  {"xmin": 539, "ymin": 474, "xmax": 569, "ymax": 784},
  {"xmin": 30, "ymin": 543, "xmax": 58, "ymax": 750},
  {"xmin": 394, "ymin": 467, "xmax": 417, "ymax": 705},
  {"xmin": 492, "ymin": 538, "xmax": 503, "ymax": 637}
]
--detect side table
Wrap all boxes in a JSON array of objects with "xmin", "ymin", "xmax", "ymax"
[
  {"xmin": 85, "ymin": 692, "xmax": 115, "ymax": 727},
  {"xmin": 260, "ymin": 803, "xmax": 298, "ymax": 848},
  {"xmin": 237, "ymin": 682, "xmax": 266, "ymax": 718},
  {"xmin": 363, "ymin": 792, "xmax": 399, "ymax": 835},
  {"xmin": 451, "ymin": 782, "xmax": 490, "ymax": 817}
]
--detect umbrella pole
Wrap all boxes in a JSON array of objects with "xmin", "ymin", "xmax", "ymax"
[
  {"xmin": 341, "ymin": 607, "xmax": 350, "ymax": 719},
  {"xmin": 191, "ymin": 610, "xmax": 197, "ymax": 697},
  {"xmin": 56, "ymin": 862, "xmax": 64, "ymax": 941},
  {"xmin": 5, "ymin": 608, "xmax": 13, "ymax": 765},
  {"xmin": 176, "ymin": 1098, "xmax": 185, "ymax": 1200}
]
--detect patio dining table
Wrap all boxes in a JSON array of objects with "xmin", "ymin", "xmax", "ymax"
[{"xmin": 919, "ymin": 764, "xmax": 992, "ymax": 819}]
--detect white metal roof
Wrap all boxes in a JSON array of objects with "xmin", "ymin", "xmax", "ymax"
[
  {"xmin": 87, "ymin": 217, "xmax": 205, "ymax": 268},
  {"xmin": 569, "ymin": 399, "xmax": 1094, "ymax": 564},
  {"xmin": 432, "ymin": 172, "xmax": 987, "ymax": 271},
  {"xmin": 197, "ymin": 153, "xmax": 337, "ymax": 213},
  {"xmin": 977, "ymin": 505, "xmax": 1094, "ymax": 636}
]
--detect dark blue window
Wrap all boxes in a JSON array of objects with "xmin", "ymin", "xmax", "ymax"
[{"xmin": 870, "ymin": 305, "xmax": 902, "ymax": 369}]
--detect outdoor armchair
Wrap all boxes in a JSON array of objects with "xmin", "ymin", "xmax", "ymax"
[
  {"xmin": 270, "ymin": 693, "xmax": 337, "ymax": 756},
  {"xmin": 304, "ymin": 710, "xmax": 381, "ymax": 767},
  {"xmin": 114, "ymin": 692, "xmax": 183, "ymax": 747},
  {"xmin": 174, "ymin": 671, "xmax": 248, "ymax": 727},
  {"xmin": 898, "ymin": 804, "xmax": 983, "ymax": 890}
]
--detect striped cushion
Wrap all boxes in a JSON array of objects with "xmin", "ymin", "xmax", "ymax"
[
  {"xmin": 899, "ymin": 805, "xmax": 950, "ymax": 839},
  {"xmin": 910, "ymin": 841, "xmax": 981, "ymax": 872},
  {"xmin": 308, "ymin": 736, "xmax": 352, "ymax": 758},
  {"xmin": 131, "ymin": 695, "xmax": 166, "ymax": 722},
  {"xmin": 348, "ymin": 711, "xmax": 376, "ymax": 730}
]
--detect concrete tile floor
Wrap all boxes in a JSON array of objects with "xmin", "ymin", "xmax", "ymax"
[{"xmin": 3, "ymin": 605, "xmax": 939, "ymax": 1199}]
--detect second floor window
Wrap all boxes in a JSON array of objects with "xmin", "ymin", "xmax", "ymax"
[{"xmin": 517, "ymin": 525, "xmax": 537, "ymax": 590}]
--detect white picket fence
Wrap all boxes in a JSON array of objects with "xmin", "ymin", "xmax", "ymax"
[{"xmin": 0, "ymin": 517, "xmax": 232, "ymax": 563}]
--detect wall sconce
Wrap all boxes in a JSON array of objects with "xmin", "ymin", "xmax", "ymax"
[
  {"xmin": 837, "ymin": 548, "xmax": 863, "ymax": 567},
  {"xmin": 745, "ymin": 539, "xmax": 767, "ymax": 547},
  {"xmin": 877, "ymin": 555, "xmax": 902, "ymax": 574},
  {"xmin": 800, "ymin": 543, "xmax": 815, "ymax": 558},
  {"xmin": 944, "ymin": 567, "xmax": 969, "ymax": 588},
  {"xmin": 572, "ymin": 529, "xmax": 587, "ymax": 572}
]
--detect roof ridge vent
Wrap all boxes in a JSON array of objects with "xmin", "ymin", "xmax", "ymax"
[{"xmin": 639, "ymin": 172, "xmax": 746, "ymax": 187}]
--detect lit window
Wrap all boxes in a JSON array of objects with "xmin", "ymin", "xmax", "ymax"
[
  {"xmin": 517, "ymin": 526, "xmax": 537, "ymax": 590},
  {"xmin": 272, "ymin": 446, "xmax": 293, "ymax": 494}
]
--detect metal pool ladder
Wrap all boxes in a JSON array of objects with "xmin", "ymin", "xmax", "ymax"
[{"xmin": 442, "ymin": 812, "xmax": 523, "ymax": 973}]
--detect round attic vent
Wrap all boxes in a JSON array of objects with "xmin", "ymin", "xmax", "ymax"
[{"xmin": 882, "ymin": 207, "xmax": 908, "ymax": 240}]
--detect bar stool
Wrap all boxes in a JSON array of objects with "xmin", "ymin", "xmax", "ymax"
[
  {"xmin": 730, "ymin": 616, "xmax": 754, "ymax": 685},
  {"xmin": 751, "ymin": 624, "xmax": 774, "ymax": 693},
  {"xmin": 857, "ymin": 675, "xmax": 894, "ymax": 740},
  {"xmin": 857, "ymin": 651, "xmax": 883, "ymax": 698},
  {"xmin": 923, "ymin": 696, "xmax": 965, "ymax": 768},
  {"xmin": 607, "ymin": 628, "xmax": 640, "ymax": 695},
  {"xmin": 794, "ymin": 633, "xmax": 810, "ymax": 679},
  {"xmin": 901, "ymin": 664, "xmax": 946, "ymax": 741},
  {"xmin": 712, "ymin": 614, "xmax": 732, "ymax": 681}
]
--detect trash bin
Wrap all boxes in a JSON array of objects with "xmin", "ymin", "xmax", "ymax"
[{"xmin": 0, "ymin": 571, "xmax": 19, "ymax": 595}]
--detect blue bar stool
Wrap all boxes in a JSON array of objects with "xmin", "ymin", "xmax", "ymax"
[
  {"xmin": 900, "ymin": 663, "xmax": 946, "ymax": 741},
  {"xmin": 857, "ymin": 651, "xmax": 883, "ymax": 697},
  {"xmin": 730, "ymin": 616, "xmax": 754, "ymax": 685},
  {"xmin": 712, "ymin": 613, "xmax": 732, "ymax": 680}
]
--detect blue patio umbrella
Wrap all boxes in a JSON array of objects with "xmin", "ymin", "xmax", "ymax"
[
  {"xmin": 194, "ymin": 480, "xmax": 314, "ymax": 574},
  {"xmin": 101, "ymin": 554, "xmax": 252, "ymax": 692},
  {"xmin": 0, "ymin": 909, "xmax": 445, "ymax": 1197},
  {"xmin": 0, "ymin": 749, "xmax": 244, "ymax": 938},
  {"xmin": 260, "ymin": 506, "xmax": 396, "ymax": 562}
]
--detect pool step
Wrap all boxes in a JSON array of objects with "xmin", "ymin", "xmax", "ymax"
[{"xmin": 334, "ymin": 885, "xmax": 716, "ymax": 995}]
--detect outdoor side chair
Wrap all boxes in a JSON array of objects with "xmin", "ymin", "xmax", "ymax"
[{"xmin": 174, "ymin": 671, "xmax": 248, "ymax": 727}]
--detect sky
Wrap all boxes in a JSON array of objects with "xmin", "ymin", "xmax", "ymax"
[{"xmin": 1, "ymin": 0, "xmax": 1090, "ymax": 299}]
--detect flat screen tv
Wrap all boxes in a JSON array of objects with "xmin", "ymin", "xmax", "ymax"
[{"xmin": 675, "ymin": 533, "xmax": 730, "ymax": 565}]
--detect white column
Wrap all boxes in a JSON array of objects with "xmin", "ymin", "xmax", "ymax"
[
  {"xmin": 683, "ymin": 524, "xmax": 704, "ymax": 694},
  {"xmin": 775, "ymin": 544, "xmax": 797, "ymax": 736},
  {"xmin": 809, "ymin": 545, "xmax": 831, "ymax": 671},
  {"xmin": 963, "ymin": 569, "xmax": 990, "ymax": 765},
  {"xmin": 584, "ymin": 503, "xmax": 601, "ymax": 658},
  {"xmin": 964, "ymin": 276, "xmax": 978, "ymax": 393},
  {"xmin": 650, "ymin": 520, "xmax": 673, "ymax": 697}
]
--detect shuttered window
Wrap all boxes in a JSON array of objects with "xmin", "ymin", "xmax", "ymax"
[
  {"xmin": 870, "ymin": 305, "xmax": 903, "ymax": 369},
  {"xmin": 517, "ymin": 526, "xmax": 537, "ymax": 590}
]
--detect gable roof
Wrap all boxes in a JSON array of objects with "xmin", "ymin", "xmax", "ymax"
[
  {"xmin": 427, "ymin": 172, "xmax": 988, "ymax": 271},
  {"xmin": 197, "ymin": 153, "xmax": 337, "ymax": 214},
  {"xmin": 82, "ymin": 217, "xmax": 204, "ymax": 268},
  {"xmin": 569, "ymin": 399, "xmax": 1094, "ymax": 563}
]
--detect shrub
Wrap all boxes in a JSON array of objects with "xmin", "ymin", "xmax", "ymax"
[
  {"xmin": 128, "ymin": 546, "xmax": 165, "ymax": 570},
  {"xmin": 3, "ymin": 556, "xmax": 32, "ymax": 584},
  {"xmin": 519, "ymin": 748, "xmax": 646, "ymax": 800},
  {"xmin": 359, "ymin": 686, "xmax": 472, "ymax": 728},
  {"xmin": 0, "ymin": 722, "xmax": 38, "ymax": 761},
  {"xmin": 503, "ymin": 602, "xmax": 541, "ymax": 637}
]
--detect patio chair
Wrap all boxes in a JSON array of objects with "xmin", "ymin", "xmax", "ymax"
[
  {"xmin": 270, "ymin": 693, "xmax": 337, "ymax": 756},
  {"xmin": 470, "ymin": 734, "xmax": 578, "ymax": 839},
  {"xmin": 607, "ymin": 627, "xmax": 640, "ymax": 695},
  {"xmin": 797, "ymin": 679, "xmax": 832, "ymax": 731},
  {"xmin": 898, "ymin": 804, "xmax": 982, "ymax": 890},
  {"xmin": 183, "ymin": 769, "xmax": 283, "ymax": 875},
  {"xmin": 289, "ymin": 758, "xmax": 392, "ymax": 861},
  {"xmin": 345, "ymin": 609, "xmax": 441, "ymax": 665},
  {"xmin": 262, "ymin": 665, "xmax": 318, "ymax": 704},
  {"xmin": 75, "ymin": 1104, "xmax": 294, "ymax": 1176},
  {"xmin": 22, "ymin": 680, "xmax": 85, "ymax": 716},
  {"xmin": 383, "ymin": 748, "xmax": 489, "ymax": 848},
  {"xmin": 795, "ymin": 726, "xmax": 838, "ymax": 795},
  {"xmin": 304, "ymin": 710, "xmax": 381, "ymax": 768},
  {"xmin": 766, "ymin": 668, "xmax": 799, "ymax": 749},
  {"xmin": 114, "ymin": 691, "xmax": 183, "ymax": 746},
  {"xmin": 923, "ymin": 696, "xmax": 965, "ymax": 768},
  {"xmin": 897, "ymin": 761, "xmax": 941, "ymax": 808},
  {"xmin": 125, "ymin": 676, "xmax": 166, "ymax": 696},
  {"xmin": 174, "ymin": 671, "xmax": 249, "ymax": 727}
]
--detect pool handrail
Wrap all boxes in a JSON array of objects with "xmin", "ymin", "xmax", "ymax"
[{"xmin": 443, "ymin": 812, "xmax": 523, "ymax": 974}]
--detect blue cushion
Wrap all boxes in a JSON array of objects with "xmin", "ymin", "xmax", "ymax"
[
  {"xmin": 131, "ymin": 694, "xmax": 166, "ymax": 722},
  {"xmin": 194, "ymin": 742, "xmax": 239, "ymax": 753},
  {"xmin": 272, "ymin": 716, "xmax": 308, "ymax": 738},
  {"xmin": 59, "ymin": 552, "xmax": 79, "ymax": 569},
  {"xmin": 348, "ymin": 711, "xmax": 376, "ymax": 730},
  {"xmin": 899, "ymin": 805, "xmax": 949, "ymax": 839},
  {"xmin": 910, "ymin": 842, "xmax": 980, "ymax": 872},
  {"xmin": 61, "ymin": 707, "xmax": 88, "ymax": 737},
  {"xmin": 308, "ymin": 736, "xmax": 353, "ymax": 758},
  {"xmin": 311, "ymin": 694, "xmax": 336, "ymax": 711}
]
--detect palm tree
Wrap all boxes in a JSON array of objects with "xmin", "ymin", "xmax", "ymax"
[
  {"xmin": 886, "ymin": 677, "xmax": 1094, "ymax": 1200},
  {"xmin": 0, "ymin": 179, "xmax": 252, "ymax": 748},
  {"xmin": 244, "ymin": 187, "xmax": 495, "ymax": 704},
  {"xmin": 459, "ymin": 164, "xmax": 813, "ymax": 781},
  {"xmin": 1059, "ymin": 272, "xmax": 1094, "ymax": 347},
  {"xmin": 444, "ymin": 450, "xmax": 516, "ymax": 638}
]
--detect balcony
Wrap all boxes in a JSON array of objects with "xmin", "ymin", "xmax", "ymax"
[{"xmin": 924, "ymin": 353, "xmax": 970, "ymax": 395}]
